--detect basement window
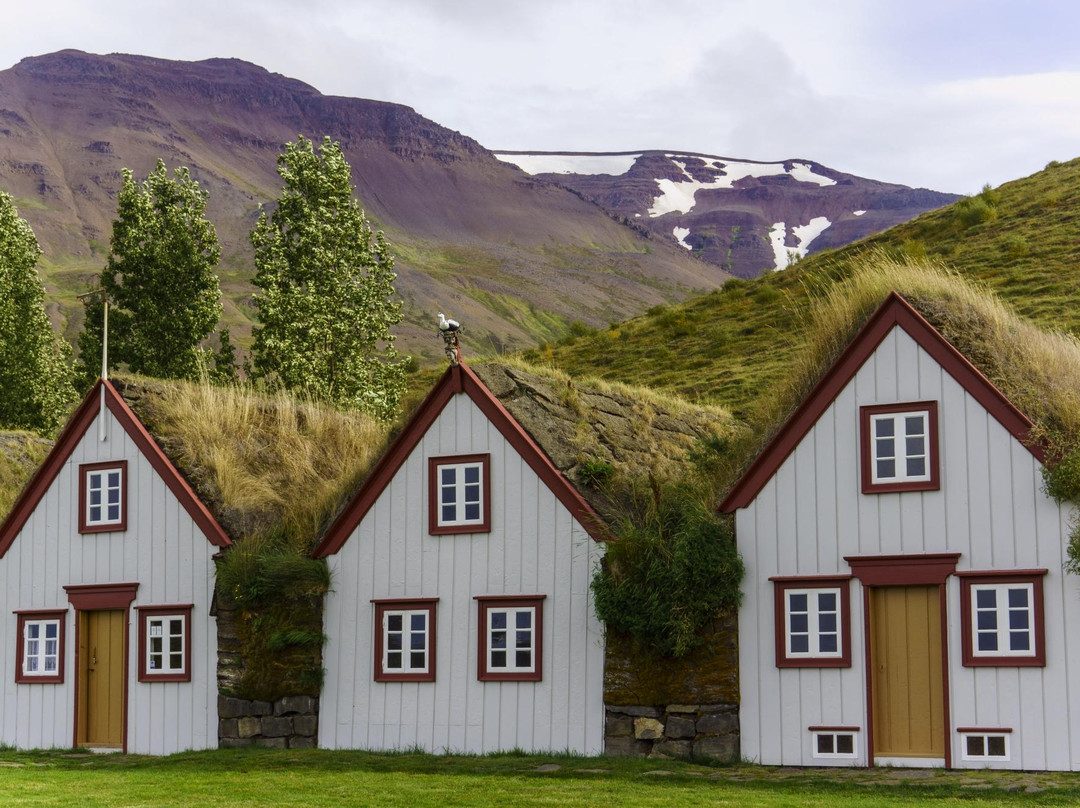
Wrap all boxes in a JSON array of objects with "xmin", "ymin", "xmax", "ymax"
[
  {"xmin": 810, "ymin": 727, "xmax": 859, "ymax": 759},
  {"xmin": 959, "ymin": 729, "xmax": 1011, "ymax": 761}
]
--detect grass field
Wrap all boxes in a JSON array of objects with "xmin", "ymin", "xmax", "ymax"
[{"xmin": 2, "ymin": 748, "xmax": 1079, "ymax": 807}]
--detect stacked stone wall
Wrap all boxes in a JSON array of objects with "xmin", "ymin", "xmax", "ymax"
[{"xmin": 218, "ymin": 695, "xmax": 319, "ymax": 749}]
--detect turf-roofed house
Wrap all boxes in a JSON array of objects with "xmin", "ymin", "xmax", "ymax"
[
  {"xmin": 722, "ymin": 291, "xmax": 1080, "ymax": 771},
  {"xmin": 314, "ymin": 362, "xmax": 610, "ymax": 754},
  {"xmin": 0, "ymin": 379, "xmax": 230, "ymax": 754}
]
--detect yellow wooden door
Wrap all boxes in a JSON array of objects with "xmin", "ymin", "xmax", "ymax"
[
  {"xmin": 869, "ymin": 586, "xmax": 944, "ymax": 760},
  {"xmin": 78, "ymin": 610, "xmax": 125, "ymax": 748}
]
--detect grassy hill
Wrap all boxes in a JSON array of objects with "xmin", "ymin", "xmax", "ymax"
[{"xmin": 527, "ymin": 157, "xmax": 1080, "ymax": 417}]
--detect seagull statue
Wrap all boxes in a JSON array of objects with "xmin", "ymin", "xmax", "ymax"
[
  {"xmin": 437, "ymin": 312, "xmax": 461, "ymax": 333},
  {"xmin": 437, "ymin": 311, "xmax": 463, "ymax": 366}
]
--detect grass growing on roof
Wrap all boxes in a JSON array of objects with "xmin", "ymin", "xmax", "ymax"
[
  {"xmin": 0, "ymin": 432, "xmax": 52, "ymax": 521},
  {"xmin": 122, "ymin": 376, "xmax": 390, "ymax": 699}
]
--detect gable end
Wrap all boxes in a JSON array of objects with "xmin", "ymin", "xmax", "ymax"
[{"xmin": 720, "ymin": 292, "xmax": 1043, "ymax": 513}]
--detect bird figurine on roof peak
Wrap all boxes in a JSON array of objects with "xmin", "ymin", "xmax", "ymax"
[
  {"xmin": 436, "ymin": 311, "xmax": 463, "ymax": 366},
  {"xmin": 437, "ymin": 312, "xmax": 461, "ymax": 333}
]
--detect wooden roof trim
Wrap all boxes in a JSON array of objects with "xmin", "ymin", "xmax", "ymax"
[
  {"xmin": 313, "ymin": 363, "xmax": 608, "ymax": 558},
  {"xmin": 720, "ymin": 292, "xmax": 1043, "ymax": 513},
  {"xmin": 0, "ymin": 379, "xmax": 230, "ymax": 556}
]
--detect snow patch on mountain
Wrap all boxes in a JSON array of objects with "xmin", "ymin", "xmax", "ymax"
[
  {"xmin": 853, "ymin": 210, "xmax": 867, "ymax": 216},
  {"xmin": 649, "ymin": 157, "xmax": 836, "ymax": 217},
  {"xmin": 673, "ymin": 226, "xmax": 692, "ymax": 250},
  {"xmin": 494, "ymin": 153, "xmax": 640, "ymax": 176},
  {"xmin": 769, "ymin": 216, "xmax": 833, "ymax": 271}
]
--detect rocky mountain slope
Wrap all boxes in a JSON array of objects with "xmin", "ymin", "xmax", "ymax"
[
  {"xmin": 495, "ymin": 152, "xmax": 958, "ymax": 278},
  {"xmin": 0, "ymin": 51, "xmax": 722, "ymax": 360}
]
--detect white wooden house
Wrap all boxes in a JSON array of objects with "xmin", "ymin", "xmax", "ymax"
[
  {"xmin": 313, "ymin": 362, "xmax": 607, "ymax": 754},
  {"xmin": 0, "ymin": 379, "xmax": 230, "ymax": 754},
  {"xmin": 721, "ymin": 292, "xmax": 1080, "ymax": 770}
]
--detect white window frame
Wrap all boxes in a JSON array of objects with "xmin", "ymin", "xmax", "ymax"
[
  {"xmin": 811, "ymin": 729, "xmax": 859, "ymax": 760},
  {"xmin": 435, "ymin": 461, "xmax": 485, "ymax": 528},
  {"xmin": 85, "ymin": 465, "xmax": 124, "ymax": 527},
  {"xmin": 970, "ymin": 582, "xmax": 1036, "ymax": 658},
  {"xmin": 485, "ymin": 605, "xmax": 537, "ymax": 674},
  {"xmin": 785, "ymin": 588, "xmax": 843, "ymax": 659},
  {"xmin": 960, "ymin": 731, "xmax": 1011, "ymax": 762},
  {"xmin": 22, "ymin": 618, "xmax": 61, "ymax": 678},
  {"xmin": 382, "ymin": 608, "xmax": 431, "ymax": 675},
  {"xmin": 145, "ymin": 613, "xmax": 186, "ymax": 676},
  {"xmin": 869, "ymin": 410, "xmax": 931, "ymax": 485}
]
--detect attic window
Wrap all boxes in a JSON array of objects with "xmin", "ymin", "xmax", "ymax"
[
  {"xmin": 860, "ymin": 402, "xmax": 939, "ymax": 493},
  {"xmin": 79, "ymin": 461, "xmax": 128, "ymax": 533},
  {"xmin": 428, "ymin": 454, "xmax": 490, "ymax": 534}
]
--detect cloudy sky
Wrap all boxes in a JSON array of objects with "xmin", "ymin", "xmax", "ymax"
[{"xmin": 3, "ymin": 0, "xmax": 1078, "ymax": 194}]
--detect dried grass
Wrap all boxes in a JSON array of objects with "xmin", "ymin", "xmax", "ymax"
[
  {"xmin": 132, "ymin": 378, "xmax": 389, "ymax": 550},
  {"xmin": 0, "ymin": 432, "xmax": 52, "ymax": 521}
]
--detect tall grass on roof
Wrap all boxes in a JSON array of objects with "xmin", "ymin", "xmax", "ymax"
[
  {"xmin": 142, "ymin": 378, "xmax": 388, "ymax": 548},
  {"xmin": 742, "ymin": 251, "xmax": 1080, "ymax": 569},
  {"xmin": 0, "ymin": 433, "xmax": 52, "ymax": 522},
  {"xmin": 135, "ymin": 377, "xmax": 389, "ymax": 698}
]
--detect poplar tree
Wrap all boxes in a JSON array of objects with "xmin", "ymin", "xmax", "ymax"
[
  {"xmin": 79, "ymin": 160, "xmax": 223, "ymax": 383},
  {"xmin": 0, "ymin": 192, "xmax": 77, "ymax": 433},
  {"xmin": 250, "ymin": 135, "xmax": 407, "ymax": 420}
]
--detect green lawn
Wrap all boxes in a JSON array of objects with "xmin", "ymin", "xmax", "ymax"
[{"xmin": 1, "ymin": 749, "xmax": 1078, "ymax": 807}]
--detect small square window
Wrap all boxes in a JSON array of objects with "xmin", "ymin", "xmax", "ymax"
[
  {"xmin": 429, "ymin": 455, "xmax": 491, "ymax": 534},
  {"xmin": 476, "ymin": 595, "xmax": 546, "ymax": 681},
  {"xmin": 959, "ymin": 572, "xmax": 1046, "ymax": 667},
  {"xmin": 137, "ymin": 605, "xmax": 192, "ymax": 682},
  {"xmin": 811, "ymin": 728, "xmax": 859, "ymax": 759},
  {"xmin": 15, "ymin": 610, "xmax": 67, "ymax": 684},
  {"xmin": 860, "ymin": 403, "xmax": 939, "ymax": 493},
  {"xmin": 373, "ymin": 599, "xmax": 438, "ymax": 682},
  {"xmin": 960, "ymin": 731, "xmax": 1011, "ymax": 761},
  {"xmin": 79, "ymin": 461, "xmax": 128, "ymax": 533},
  {"xmin": 772, "ymin": 578, "xmax": 852, "ymax": 668}
]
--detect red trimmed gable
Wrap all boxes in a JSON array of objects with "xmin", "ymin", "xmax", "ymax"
[
  {"xmin": 314, "ymin": 363, "xmax": 608, "ymax": 558},
  {"xmin": 0, "ymin": 379, "xmax": 230, "ymax": 556},
  {"xmin": 720, "ymin": 292, "xmax": 1043, "ymax": 513}
]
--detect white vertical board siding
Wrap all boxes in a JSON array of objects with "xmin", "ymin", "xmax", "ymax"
[
  {"xmin": 321, "ymin": 393, "xmax": 606, "ymax": 754},
  {"xmin": 0, "ymin": 407, "xmax": 219, "ymax": 754},
  {"xmin": 737, "ymin": 326, "xmax": 1080, "ymax": 769}
]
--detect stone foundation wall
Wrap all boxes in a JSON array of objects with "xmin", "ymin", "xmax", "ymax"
[
  {"xmin": 218, "ymin": 695, "xmax": 319, "ymax": 749},
  {"xmin": 605, "ymin": 704, "xmax": 738, "ymax": 761}
]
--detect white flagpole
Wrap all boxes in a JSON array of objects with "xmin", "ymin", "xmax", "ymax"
[{"xmin": 99, "ymin": 298, "xmax": 108, "ymax": 442}]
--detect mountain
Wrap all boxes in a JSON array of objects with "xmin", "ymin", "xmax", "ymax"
[
  {"xmin": 0, "ymin": 50, "xmax": 724, "ymax": 360},
  {"xmin": 527, "ymin": 157, "xmax": 1080, "ymax": 414},
  {"xmin": 494, "ymin": 151, "xmax": 959, "ymax": 278}
]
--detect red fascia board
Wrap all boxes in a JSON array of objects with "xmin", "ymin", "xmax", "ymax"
[
  {"xmin": 313, "ymin": 363, "xmax": 609, "ymax": 558},
  {"xmin": 0, "ymin": 379, "xmax": 230, "ymax": 556},
  {"xmin": 720, "ymin": 293, "xmax": 1043, "ymax": 513}
]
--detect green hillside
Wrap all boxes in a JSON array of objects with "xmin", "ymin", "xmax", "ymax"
[{"xmin": 528, "ymin": 157, "xmax": 1080, "ymax": 417}]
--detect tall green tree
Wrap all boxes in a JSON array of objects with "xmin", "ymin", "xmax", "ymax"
[
  {"xmin": 0, "ymin": 192, "xmax": 77, "ymax": 434},
  {"xmin": 78, "ymin": 159, "xmax": 222, "ymax": 384},
  {"xmin": 250, "ymin": 135, "xmax": 407, "ymax": 420}
]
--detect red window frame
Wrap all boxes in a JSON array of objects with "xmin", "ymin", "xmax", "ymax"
[
  {"xmin": 860, "ymin": 402, "xmax": 940, "ymax": 494},
  {"xmin": 428, "ymin": 454, "xmax": 491, "ymax": 535},
  {"xmin": 958, "ymin": 570, "xmax": 1046, "ymax": 667},
  {"xmin": 475, "ymin": 595, "xmax": 546, "ymax": 682},
  {"xmin": 136, "ymin": 604, "xmax": 193, "ymax": 683},
  {"xmin": 78, "ymin": 460, "xmax": 129, "ymax": 533},
  {"xmin": 771, "ymin": 576, "xmax": 852, "ymax": 668},
  {"xmin": 372, "ymin": 598, "xmax": 438, "ymax": 682},
  {"xmin": 14, "ymin": 609, "xmax": 67, "ymax": 684}
]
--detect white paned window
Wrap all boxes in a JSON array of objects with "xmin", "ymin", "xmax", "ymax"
[
  {"xmin": 961, "ymin": 732, "xmax": 1010, "ymax": 761},
  {"xmin": 786, "ymin": 589, "xmax": 842, "ymax": 657},
  {"xmin": 147, "ymin": 615, "xmax": 186, "ymax": 674},
  {"xmin": 438, "ymin": 462, "xmax": 484, "ymax": 527},
  {"xmin": 812, "ymin": 730, "xmax": 858, "ymax": 759},
  {"xmin": 22, "ymin": 619, "xmax": 60, "ymax": 676},
  {"xmin": 971, "ymin": 583, "xmax": 1035, "ymax": 657},
  {"xmin": 384, "ymin": 609, "xmax": 429, "ymax": 674},
  {"xmin": 487, "ymin": 606, "xmax": 536, "ymax": 673},
  {"xmin": 870, "ymin": 411, "xmax": 930, "ymax": 484},
  {"xmin": 86, "ymin": 466, "xmax": 123, "ymax": 526}
]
